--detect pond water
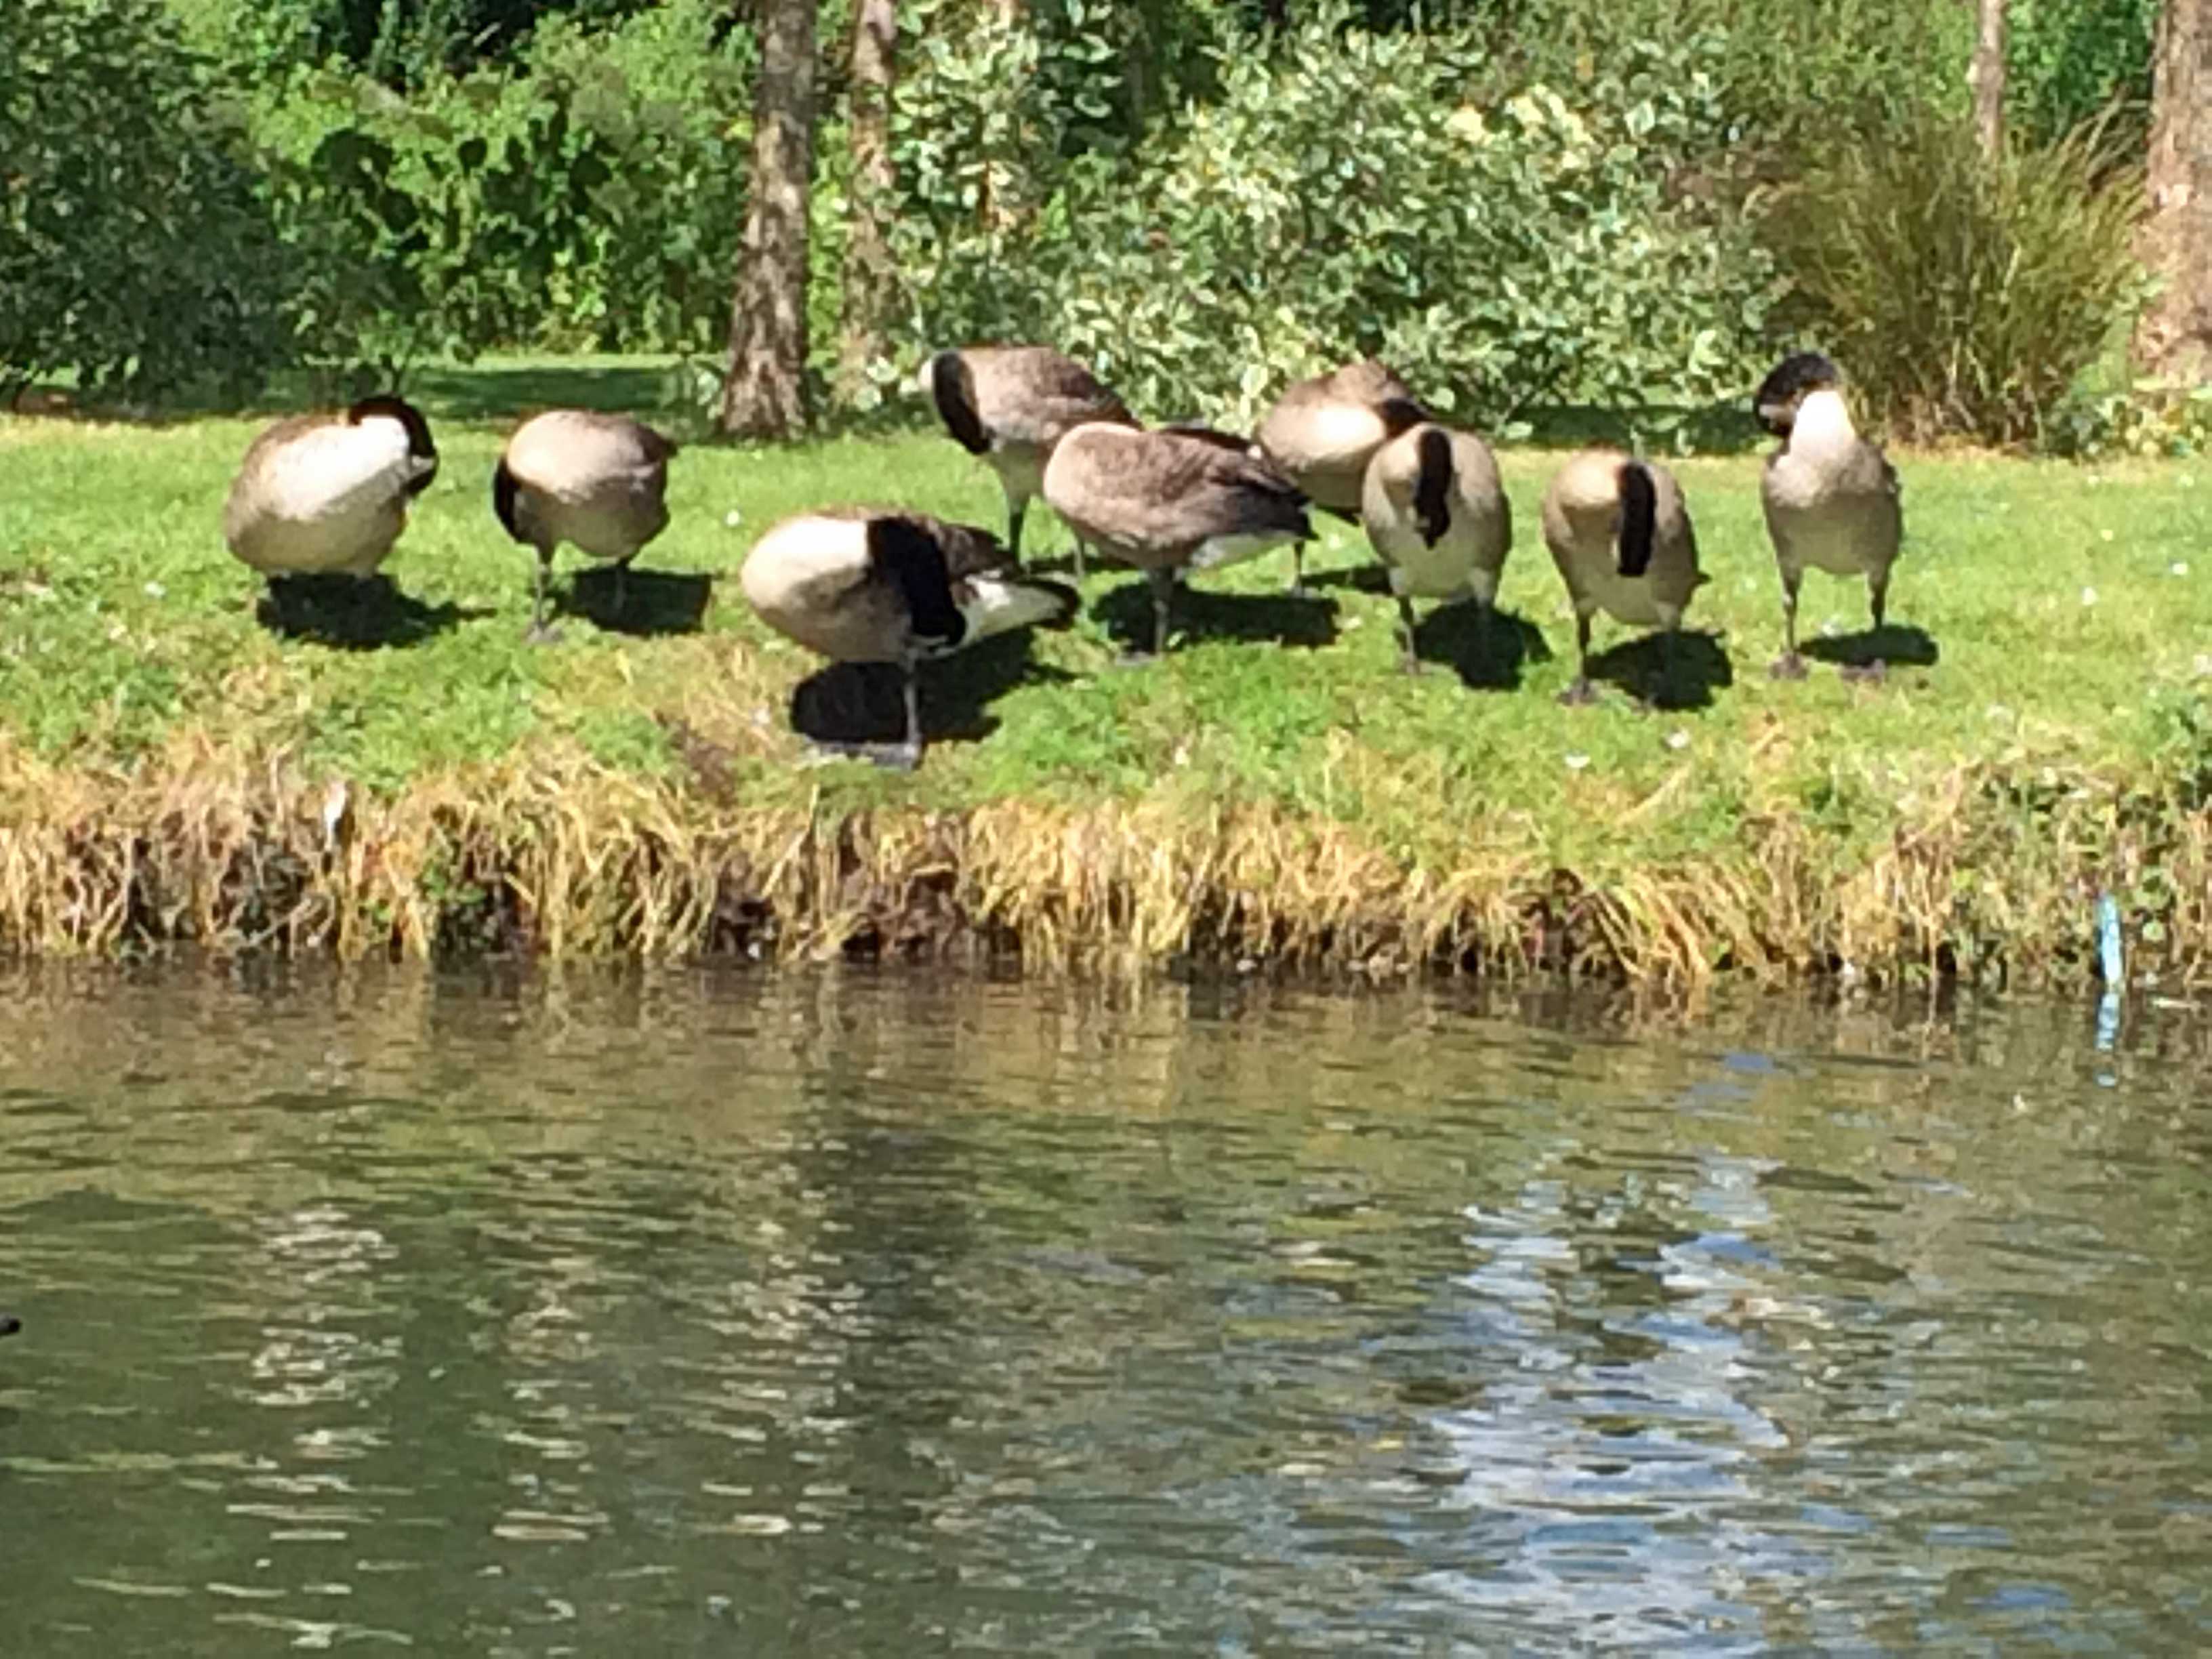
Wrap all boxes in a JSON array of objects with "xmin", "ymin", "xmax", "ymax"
[{"xmin": 1, "ymin": 966, "xmax": 2208, "ymax": 1654}]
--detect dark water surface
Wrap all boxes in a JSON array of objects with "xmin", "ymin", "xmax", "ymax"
[{"xmin": 1, "ymin": 966, "xmax": 2209, "ymax": 1654}]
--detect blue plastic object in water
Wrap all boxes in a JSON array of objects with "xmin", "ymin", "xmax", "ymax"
[{"xmin": 2097, "ymin": 893, "xmax": 2125, "ymax": 986}]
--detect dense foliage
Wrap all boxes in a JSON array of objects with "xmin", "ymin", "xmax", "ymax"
[
  {"xmin": 254, "ymin": 3, "xmax": 754, "ymax": 377},
  {"xmin": 0, "ymin": 0, "xmax": 298, "ymax": 402},
  {"xmin": 0, "ymin": 0, "xmax": 2173, "ymax": 445},
  {"xmin": 893, "ymin": 22, "xmax": 1776, "ymax": 434}
]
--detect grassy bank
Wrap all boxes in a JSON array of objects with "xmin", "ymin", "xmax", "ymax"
[{"xmin": 2, "ymin": 360, "xmax": 2209, "ymax": 987}]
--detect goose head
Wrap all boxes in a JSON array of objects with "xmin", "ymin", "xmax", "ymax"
[
  {"xmin": 1753, "ymin": 352, "xmax": 1842, "ymax": 438},
  {"xmin": 347, "ymin": 394, "xmax": 438, "ymax": 492}
]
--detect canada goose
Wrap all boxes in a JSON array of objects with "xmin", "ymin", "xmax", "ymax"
[
  {"xmin": 1041, "ymin": 422, "xmax": 1312, "ymax": 657},
  {"xmin": 1359, "ymin": 422, "xmax": 1512, "ymax": 674},
  {"xmin": 1256, "ymin": 360, "xmax": 1430, "ymax": 594},
  {"xmin": 493, "ymin": 409, "xmax": 677, "ymax": 641},
  {"xmin": 0, "ymin": 1313, "xmax": 17, "ymax": 1338},
  {"xmin": 222, "ymin": 394, "xmax": 437, "ymax": 583},
  {"xmin": 924, "ymin": 346, "xmax": 1134, "ymax": 576},
  {"xmin": 1755, "ymin": 352, "xmax": 1904, "ymax": 680},
  {"xmin": 739, "ymin": 508, "xmax": 1078, "ymax": 769},
  {"xmin": 1541, "ymin": 449, "xmax": 1705, "ymax": 705}
]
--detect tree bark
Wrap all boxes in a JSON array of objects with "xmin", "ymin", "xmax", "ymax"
[
  {"xmin": 2140, "ymin": 0, "xmax": 2212, "ymax": 379},
  {"xmin": 1969, "ymin": 0, "xmax": 2007, "ymax": 161},
  {"xmin": 721, "ymin": 0, "xmax": 819, "ymax": 438},
  {"xmin": 836, "ymin": 0, "xmax": 897, "ymax": 403}
]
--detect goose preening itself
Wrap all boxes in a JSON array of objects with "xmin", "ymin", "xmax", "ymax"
[
  {"xmin": 1755, "ymin": 352, "xmax": 1904, "ymax": 681},
  {"xmin": 740, "ymin": 509, "xmax": 1078, "ymax": 770},
  {"xmin": 493, "ymin": 410, "xmax": 678, "ymax": 642},
  {"xmin": 1041, "ymin": 422, "xmax": 1312, "ymax": 657},
  {"xmin": 1359, "ymin": 422, "xmax": 1512, "ymax": 674},
  {"xmin": 924, "ymin": 346, "xmax": 1134, "ymax": 577},
  {"xmin": 222, "ymin": 395, "xmax": 437, "ymax": 583},
  {"xmin": 1256, "ymin": 360, "xmax": 1430, "ymax": 594},
  {"xmin": 1541, "ymin": 449, "xmax": 1705, "ymax": 705}
]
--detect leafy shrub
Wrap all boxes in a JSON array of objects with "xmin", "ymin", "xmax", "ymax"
[
  {"xmin": 0, "ymin": 0, "xmax": 300, "ymax": 402},
  {"xmin": 892, "ymin": 16, "xmax": 1777, "ymax": 436},
  {"xmin": 249, "ymin": 0, "xmax": 752, "ymax": 379},
  {"xmin": 1761, "ymin": 112, "xmax": 2146, "ymax": 445},
  {"xmin": 1506, "ymin": 0, "xmax": 1971, "ymax": 152},
  {"xmin": 2047, "ymin": 380, "xmax": 2212, "ymax": 459},
  {"xmin": 2009, "ymin": 0, "xmax": 2160, "ymax": 148}
]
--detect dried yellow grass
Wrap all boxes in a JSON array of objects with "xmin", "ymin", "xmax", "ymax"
[{"xmin": 0, "ymin": 732, "xmax": 2205, "ymax": 991}]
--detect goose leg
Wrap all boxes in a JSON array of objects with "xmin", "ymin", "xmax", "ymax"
[
  {"xmin": 1286, "ymin": 539, "xmax": 1307, "ymax": 598},
  {"xmin": 612, "ymin": 557, "xmax": 631, "ymax": 622},
  {"xmin": 1770, "ymin": 569, "xmax": 1807, "ymax": 680},
  {"xmin": 527, "ymin": 546, "xmax": 561, "ymax": 644},
  {"xmin": 1559, "ymin": 610, "xmax": 1600, "ymax": 706},
  {"xmin": 1843, "ymin": 573, "xmax": 1891, "ymax": 684},
  {"xmin": 1150, "ymin": 567, "xmax": 1176, "ymax": 657},
  {"xmin": 885, "ymin": 665, "xmax": 924, "ymax": 771},
  {"xmin": 1396, "ymin": 594, "xmax": 1422, "ymax": 676},
  {"xmin": 1008, "ymin": 497, "xmax": 1027, "ymax": 563}
]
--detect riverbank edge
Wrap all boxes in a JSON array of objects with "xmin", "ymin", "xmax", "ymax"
[{"xmin": 0, "ymin": 739, "xmax": 2205, "ymax": 991}]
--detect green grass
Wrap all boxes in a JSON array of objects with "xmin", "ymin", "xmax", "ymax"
[{"xmin": 3, "ymin": 354, "xmax": 2211, "ymax": 908}]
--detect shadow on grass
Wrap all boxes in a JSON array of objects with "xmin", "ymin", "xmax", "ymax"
[
  {"xmin": 1414, "ymin": 602, "xmax": 1553, "ymax": 691},
  {"xmin": 1805, "ymin": 622, "xmax": 1940, "ymax": 672},
  {"xmin": 407, "ymin": 361, "xmax": 681, "ymax": 427},
  {"xmin": 1092, "ymin": 577, "xmax": 1339, "ymax": 653},
  {"xmin": 257, "ymin": 574, "xmax": 483, "ymax": 651},
  {"xmin": 559, "ymin": 565, "xmax": 716, "ymax": 638},
  {"xmin": 790, "ymin": 633, "xmax": 1073, "ymax": 748},
  {"xmin": 1585, "ymin": 628, "xmax": 1734, "ymax": 711},
  {"xmin": 1303, "ymin": 563, "xmax": 1391, "ymax": 596}
]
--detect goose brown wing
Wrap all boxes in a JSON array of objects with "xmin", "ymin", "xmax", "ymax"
[{"xmin": 975, "ymin": 348, "xmax": 1134, "ymax": 445}]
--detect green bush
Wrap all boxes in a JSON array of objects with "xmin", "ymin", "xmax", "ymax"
[
  {"xmin": 247, "ymin": 0, "xmax": 752, "ymax": 379},
  {"xmin": 2009, "ymin": 0, "xmax": 2160, "ymax": 148},
  {"xmin": 891, "ymin": 17, "xmax": 1776, "ymax": 437},
  {"xmin": 0, "ymin": 0, "xmax": 300, "ymax": 402},
  {"xmin": 1761, "ymin": 112, "xmax": 2146, "ymax": 445}
]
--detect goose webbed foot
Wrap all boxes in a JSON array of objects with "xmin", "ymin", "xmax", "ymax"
[
  {"xmin": 1557, "ymin": 677, "xmax": 1601, "ymax": 708},
  {"xmin": 1840, "ymin": 658, "xmax": 1889, "ymax": 685},
  {"xmin": 1769, "ymin": 652, "xmax": 1809, "ymax": 681},
  {"xmin": 525, "ymin": 621, "xmax": 565, "ymax": 647}
]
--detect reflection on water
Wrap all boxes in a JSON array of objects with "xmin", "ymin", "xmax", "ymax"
[{"xmin": 1, "ymin": 966, "xmax": 2208, "ymax": 1654}]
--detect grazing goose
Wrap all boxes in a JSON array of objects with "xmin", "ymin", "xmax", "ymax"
[
  {"xmin": 1041, "ymin": 423, "xmax": 1312, "ymax": 657},
  {"xmin": 1755, "ymin": 352, "xmax": 1904, "ymax": 680},
  {"xmin": 924, "ymin": 346, "xmax": 1134, "ymax": 576},
  {"xmin": 493, "ymin": 409, "xmax": 678, "ymax": 642},
  {"xmin": 222, "ymin": 395, "xmax": 437, "ymax": 582},
  {"xmin": 1359, "ymin": 422, "xmax": 1512, "ymax": 674},
  {"xmin": 740, "ymin": 509, "xmax": 1078, "ymax": 770},
  {"xmin": 1255, "ymin": 360, "xmax": 1430, "ymax": 594},
  {"xmin": 1541, "ymin": 449, "xmax": 1705, "ymax": 705}
]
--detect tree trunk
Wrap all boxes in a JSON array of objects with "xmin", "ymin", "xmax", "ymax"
[
  {"xmin": 720, "ymin": 0, "xmax": 819, "ymax": 438},
  {"xmin": 1969, "ymin": 0, "xmax": 2007, "ymax": 161},
  {"xmin": 836, "ymin": 0, "xmax": 897, "ymax": 403},
  {"xmin": 2140, "ymin": 0, "xmax": 2212, "ymax": 379}
]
